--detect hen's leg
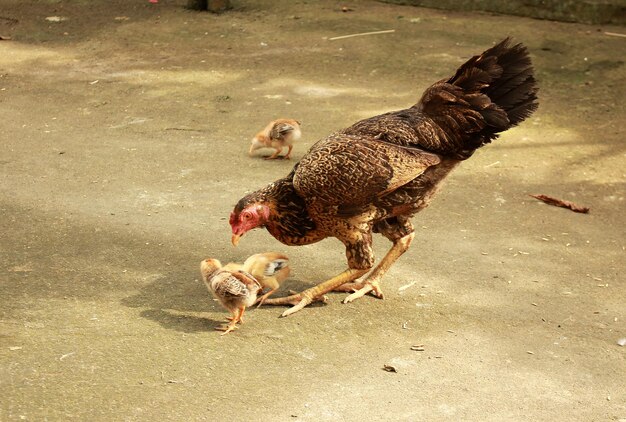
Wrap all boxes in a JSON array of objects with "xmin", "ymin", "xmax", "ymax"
[
  {"xmin": 343, "ymin": 232, "xmax": 414, "ymax": 303},
  {"xmin": 263, "ymin": 232, "xmax": 374, "ymax": 316},
  {"xmin": 262, "ymin": 268, "xmax": 369, "ymax": 316}
]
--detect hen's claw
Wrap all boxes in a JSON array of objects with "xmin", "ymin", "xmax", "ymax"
[
  {"xmin": 281, "ymin": 297, "xmax": 310, "ymax": 317},
  {"xmin": 262, "ymin": 269, "xmax": 369, "ymax": 316},
  {"xmin": 343, "ymin": 281, "xmax": 384, "ymax": 303},
  {"xmin": 278, "ymin": 293, "xmax": 329, "ymax": 317},
  {"xmin": 332, "ymin": 282, "xmax": 361, "ymax": 293}
]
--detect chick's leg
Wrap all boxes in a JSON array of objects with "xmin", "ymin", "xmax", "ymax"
[
  {"xmin": 284, "ymin": 145, "xmax": 293, "ymax": 159},
  {"xmin": 256, "ymin": 288, "xmax": 277, "ymax": 308},
  {"xmin": 216, "ymin": 307, "xmax": 243, "ymax": 335},
  {"xmin": 265, "ymin": 148, "xmax": 282, "ymax": 160},
  {"xmin": 343, "ymin": 232, "xmax": 415, "ymax": 303}
]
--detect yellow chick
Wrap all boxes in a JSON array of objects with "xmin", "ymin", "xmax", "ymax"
[
  {"xmin": 241, "ymin": 252, "xmax": 290, "ymax": 307},
  {"xmin": 249, "ymin": 119, "xmax": 301, "ymax": 159}
]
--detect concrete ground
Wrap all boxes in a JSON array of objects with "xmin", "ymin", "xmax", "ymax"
[{"xmin": 1, "ymin": 1, "xmax": 624, "ymax": 421}]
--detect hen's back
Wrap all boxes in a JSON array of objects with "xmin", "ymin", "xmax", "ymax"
[{"xmin": 343, "ymin": 38, "xmax": 538, "ymax": 159}]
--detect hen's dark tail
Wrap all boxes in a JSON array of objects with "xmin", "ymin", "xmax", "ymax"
[
  {"xmin": 449, "ymin": 37, "xmax": 538, "ymax": 129},
  {"xmin": 415, "ymin": 38, "xmax": 538, "ymax": 158}
]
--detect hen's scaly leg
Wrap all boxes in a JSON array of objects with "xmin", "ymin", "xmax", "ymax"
[
  {"xmin": 343, "ymin": 232, "xmax": 415, "ymax": 303},
  {"xmin": 263, "ymin": 268, "xmax": 369, "ymax": 317}
]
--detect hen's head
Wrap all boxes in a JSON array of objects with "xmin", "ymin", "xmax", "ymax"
[{"xmin": 229, "ymin": 200, "xmax": 270, "ymax": 246}]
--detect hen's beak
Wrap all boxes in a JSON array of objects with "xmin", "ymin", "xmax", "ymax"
[{"xmin": 231, "ymin": 234, "xmax": 241, "ymax": 247}]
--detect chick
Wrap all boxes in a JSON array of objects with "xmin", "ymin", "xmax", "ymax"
[
  {"xmin": 249, "ymin": 119, "xmax": 301, "ymax": 159},
  {"xmin": 200, "ymin": 258, "xmax": 261, "ymax": 335},
  {"xmin": 241, "ymin": 252, "xmax": 290, "ymax": 307}
]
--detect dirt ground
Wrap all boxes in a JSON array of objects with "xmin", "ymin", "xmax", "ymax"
[{"xmin": 1, "ymin": 0, "xmax": 624, "ymax": 421}]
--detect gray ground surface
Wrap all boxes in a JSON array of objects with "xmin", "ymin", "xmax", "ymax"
[{"xmin": 1, "ymin": 1, "xmax": 625, "ymax": 421}]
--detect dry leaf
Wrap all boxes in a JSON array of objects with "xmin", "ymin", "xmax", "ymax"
[{"xmin": 530, "ymin": 194, "xmax": 590, "ymax": 213}]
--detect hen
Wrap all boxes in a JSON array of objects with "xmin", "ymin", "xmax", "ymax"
[
  {"xmin": 249, "ymin": 119, "xmax": 301, "ymax": 159},
  {"xmin": 229, "ymin": 38, "xmax": 538, "ymax": 316}
]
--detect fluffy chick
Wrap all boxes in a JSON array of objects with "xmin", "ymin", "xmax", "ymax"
[
  {"xmin": 200, "ymin": 258, "xmax": 261, "ymax": 335},
  {"xmin": 241, "ymin": 252, "xmax": 290, "ymax": 307},
  {"xmin": 249, "ymin": 119, "xmax": 301, "ymax": 159}
]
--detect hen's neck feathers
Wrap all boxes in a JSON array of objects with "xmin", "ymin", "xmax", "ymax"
[{"xmin": 236, "ymin": 176, "xmax": 319, "ymax": 246}]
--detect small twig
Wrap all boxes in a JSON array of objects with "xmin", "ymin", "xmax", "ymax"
[
  {"xmin": 329, "ymin": 29, "xmax": 395, "ymax": 41},
  {"xmin": 164, "ymin": 127, "xmax": 206, "ymax": 132},
  {"xmin": 530, "ymin": 194, "xmax": 590, "ymax": 214},
  {"xmin": 60, "ymin": 352, "xmax": 75, "ymax": 361},
  {"xmin": 604, "ymin": 31, "xmax": 626, "ymax": 38},
  {"xmin": 398, "ymin": 281, "xmax": 417, "ymax": 292}
]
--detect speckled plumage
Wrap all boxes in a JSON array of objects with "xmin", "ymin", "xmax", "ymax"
[{"xmin": 231, "ymin": 38, "xmax": 538, "ymax": 311}]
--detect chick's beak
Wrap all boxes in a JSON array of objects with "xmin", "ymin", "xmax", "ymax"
[{"xmin": 231, "ymin": 233, "xmax": 241, "ymax": 247}]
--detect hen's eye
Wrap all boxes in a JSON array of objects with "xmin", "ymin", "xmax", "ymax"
[{"xmin": 243, "ymin": 213, "xmax": 252, "ymax": 220}]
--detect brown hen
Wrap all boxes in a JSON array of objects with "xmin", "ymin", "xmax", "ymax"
[{"xmin": 229, "ymin": 38, "xmax": 539, "ymax": 316}]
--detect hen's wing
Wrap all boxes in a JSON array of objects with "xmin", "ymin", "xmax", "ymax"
[{"xmin": 293, "ymin": 134, "xmax": 440, "ymax": 211}]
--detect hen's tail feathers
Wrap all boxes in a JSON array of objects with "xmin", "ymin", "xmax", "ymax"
[
  {"xmin": 415, "ymin": 38, "xmax": 538, "ymax": 158},
  {"xmin": 449, "ymin": 37, "xmax": 538, "ymax": 129}
]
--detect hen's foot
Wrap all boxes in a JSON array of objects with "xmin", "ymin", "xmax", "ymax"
[
  {"xmin": 343, "ymin": 280, "xmax": 384, "ymax": 303},
  {"xmin": 342, "ymin": 232, "xmax": 414, "ymax": 304},
  {"xmin": 263, "ymin": 268, "xmax": 368, "ymax": 317},
  {"xmin": 262, "ymin": 292, "xmax": 328, "ymax": 312},
  {"xmin": 332, "ymin": 282, "xmax": 360, "ymax": 293}
]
